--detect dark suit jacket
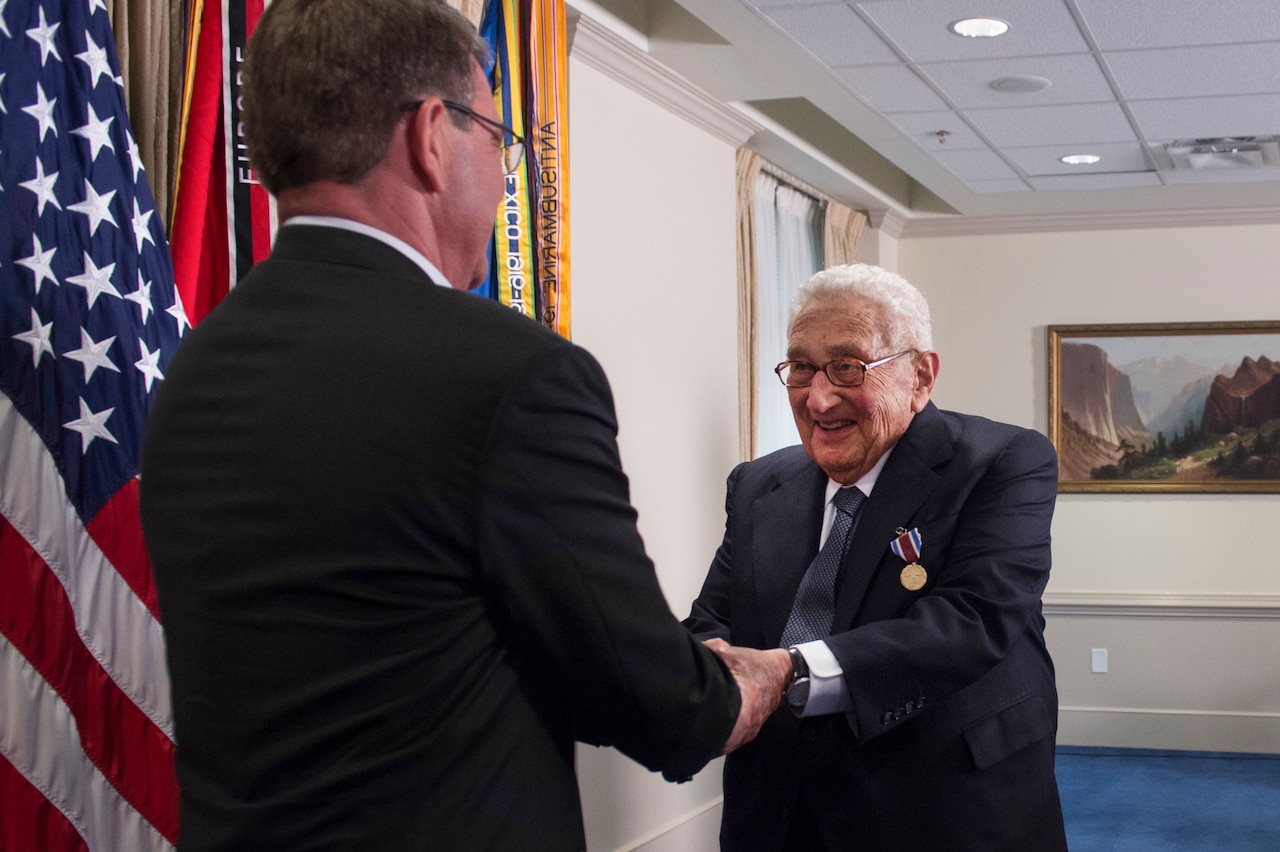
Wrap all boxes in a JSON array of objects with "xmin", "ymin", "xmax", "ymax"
[
  {"xmin": 686, "ymin": 403, "xmax": 1068, "ymax": 852},
  {"xmin": 140, "ymin": 226, "xmax": 739, "ymax": 851}
]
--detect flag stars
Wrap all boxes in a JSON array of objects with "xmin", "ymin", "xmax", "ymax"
[
  {"xmin": 22, "ymin": 83, "xmax": 58, "ymax": 143},
  {"xmin": 0, "ymin": 0, "xmax": 10, "ymax": 38},
  {"xmin": 167, "ymin": 298, "xmax": 191, "ymax": 336},
  {"xmin": 125, "ymin": 131, "xmax": 144, "ymax": 182},
  {"xmin": 16, "ymin": 234, "xmax": 58, "ymax": 294},
  {"xmin": 13, "ymin": 308, "xmax": 55, "ymax": 367},
  {"xmin": 72, "ymin": 102, "xmax": 115, "ymax": 161},
  {"xmin": 66, "ymin": 251, "xmax": 120, "ymax": 309},
  {"xmin": 19, "ymin": 157, "xmax": 61, "ymax": 216},
  {"xmin": 131, "ymin": 198, "xmax": 154, "ymax": 253},
  {"xmin": 135, "ymin": 339, "xmax": 164, "ymax": 392},
  {"xmin": 63, "ymin": 398, "xmax": 118, "ymax": 453},
  {"xmin": 26, "ymin": 6, "xmax": 62, "ymax": 67},
  {"xmin": 125, "ymin": 271, "xmax": 154, "ymax": 323},
  {"xmin": 67, "ymin": 178, "xmax": 117, "ymax": 236},
  {"xmin": 76, "ymin": 31, "xmax": 114, "ymax": 89},
  {"xmin": 64, "ymin": 327, "xmax": 120, "ymax": 383}
]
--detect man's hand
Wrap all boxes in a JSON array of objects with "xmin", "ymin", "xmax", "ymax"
[{"xmin": 704, "ymin": 639, "xmax": 791, "ymax": 754}]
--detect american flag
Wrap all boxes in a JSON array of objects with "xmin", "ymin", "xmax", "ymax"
[{"xmin": 0, "ymin": 0, "xmax": 185, "ymax": 848}]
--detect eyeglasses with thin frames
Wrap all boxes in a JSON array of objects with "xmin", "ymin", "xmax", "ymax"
[
  {"xmin": 774, "ymin": 350, "xmax": 915, "ymax": 388},
  {"xmin": 400, "ymin": 99, "xmax": 526, "ymax": 176}
]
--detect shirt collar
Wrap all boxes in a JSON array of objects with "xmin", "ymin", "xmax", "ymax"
[
  {"xmin": 824, "ymin": 443, "xmax": 895, "ymax": 504},
  {"xmin": 282, "ymin": 216, "xmax": 456, "ymax": 289}
]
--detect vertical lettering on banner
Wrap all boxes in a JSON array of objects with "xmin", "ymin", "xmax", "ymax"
[{"xmin": 530, "ymin": 0, "xmax": 570, "ymax": 338}]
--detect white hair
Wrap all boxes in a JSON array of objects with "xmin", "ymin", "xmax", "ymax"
[{"xmin": 789, "ymin": 263, "xmax": 933, "ymax": 351}]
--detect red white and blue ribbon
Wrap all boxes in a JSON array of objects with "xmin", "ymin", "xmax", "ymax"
[{"xmin": 890, "ymin": 527, "xmax": 922, "ymax": 563}]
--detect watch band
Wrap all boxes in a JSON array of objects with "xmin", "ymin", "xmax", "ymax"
[
  {"xmin": 786, "ymin": 646, "xmax": 812, "ymax": 714},
  {"xmin": 786, "ymin": 645, "xmax": 809, "ymax": 686}
]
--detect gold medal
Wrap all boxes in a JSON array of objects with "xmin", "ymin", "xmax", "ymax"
[{"xmin": 900, "ymin": 563, "xmax": 927, "ymax": 591}]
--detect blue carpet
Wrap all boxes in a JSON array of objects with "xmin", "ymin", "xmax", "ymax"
[{"xmin": 1056, "ymin": 746, "xmax": 1280, "ymax": 851}]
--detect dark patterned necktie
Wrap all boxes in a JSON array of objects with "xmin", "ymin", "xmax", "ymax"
[{"xmin": 780, "ymin": 486, "xmax": 866, "ymax": 647}]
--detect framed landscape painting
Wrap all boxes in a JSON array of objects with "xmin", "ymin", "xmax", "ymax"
[{"xmin": 1048, "ymin": 321, "xmax": 1280, "ymax": 493}]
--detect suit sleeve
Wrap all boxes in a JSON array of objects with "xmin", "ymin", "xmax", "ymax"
[
  {"xmin": 474, "ymin": 343, "xmax": 740, "ymax": 780},
  {"xmin": 681, "ymin": 464, "xmax": 742, "ymax": 642},
  {"xmin": 827, "ymin": 427, "xmax": 1058, "ymax": 740}
]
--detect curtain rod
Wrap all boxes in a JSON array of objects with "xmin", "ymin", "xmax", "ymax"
[{"xmin": 758, "ymin": 159, "xmax": 829, "ymax": 205}]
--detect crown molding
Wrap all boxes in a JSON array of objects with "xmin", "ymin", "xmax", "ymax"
[
  {"xmin": 568, "ymin": 13, "xmax": 760, "ymax": 149},
  {"xmin": 899, "ymin": 206, "xmax": 1280, "ymax": 239},
  {"xmin": 1044, "ymin": 591, "xmax": 1280, "ymax": 619},
  {"xmin": 866, "ymin": 209, "xmax": 907, "ymax": 239}
]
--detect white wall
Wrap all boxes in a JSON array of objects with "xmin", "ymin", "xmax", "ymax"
[
  {"xmin": 565, "ymin": 15, "xmax": 1280, "ymax": 850},
  {"xmin": 568, "ymin": 58, "xmax": 738, "ymax": 852},
  {"xmin": 897, "ymin": 226, "xmax": 1280, "ymax": 597},
  {"xmin": 898, "ymin": 227, "xmax": 1280, "ymax": 753}
]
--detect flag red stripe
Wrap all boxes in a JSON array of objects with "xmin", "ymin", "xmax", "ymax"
[
  {"xmin": 0, "ymin": 518, "xmax": 179, "ymax": 843},
  {"xmin": 84, "ymin": 479, "xmax": 161, "ymax": 622},
  {"xmin": 0, "ymin": 754, "xmax": 90, "ymax": 852}
]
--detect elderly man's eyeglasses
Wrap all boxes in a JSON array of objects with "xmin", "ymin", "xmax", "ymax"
[
  {"xmin": 775, "ymin": 350, "xmax": 915, "ymax": 388},
  {"xmin": 401, "ymin": 99, "xmax": 526, "ymax": 175}
]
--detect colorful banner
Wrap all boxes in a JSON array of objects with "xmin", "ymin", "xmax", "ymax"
[
  {"xmin": 479, "ymin": 0, "xmax": 571, "ymax": 338},
  {"xmin": 169, "ymin": 0, "xmax": 271, "ymax": 326}
]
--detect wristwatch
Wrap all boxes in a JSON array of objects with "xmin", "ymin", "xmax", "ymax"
[{"xmin": 786, "ymin": 646, "xmax": 810, "ymax": 714}]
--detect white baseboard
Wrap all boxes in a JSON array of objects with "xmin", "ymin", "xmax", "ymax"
[{"xmin": 1058, "ymin": 706, "xmax": 1280, "ymax": 754}]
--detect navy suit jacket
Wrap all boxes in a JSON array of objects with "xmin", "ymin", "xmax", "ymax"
[
  {"xmin": 686, "ymin": 402, "xmax": 1068, "ymax": 851},
  {"xmin": 141, "ymin": 226, "xmax": 739, "ymax": 851}
]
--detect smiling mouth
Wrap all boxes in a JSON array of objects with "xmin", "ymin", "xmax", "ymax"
[{"xmin": 815, "ymin": 419, "xmax": 855, "ymax": 432}]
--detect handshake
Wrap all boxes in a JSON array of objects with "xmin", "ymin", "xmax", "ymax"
[{"xmin": 703, "ymin": 639, "xmax": 793, "ymax": 754}]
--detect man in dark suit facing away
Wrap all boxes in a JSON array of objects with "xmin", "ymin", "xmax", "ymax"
[
  {"xmin": 686, "ymin": 263, "xmax": 1069, "ymax": 851},
  {"xmin": 139, "ymin": 1, "xmax": 782, "ymax": 848}
]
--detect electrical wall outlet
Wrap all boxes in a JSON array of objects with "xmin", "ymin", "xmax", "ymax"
[{"xmin": 1091, "ymin": 648, "xmax": 1108, "ymax": 673}]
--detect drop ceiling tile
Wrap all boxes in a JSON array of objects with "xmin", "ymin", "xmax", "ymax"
[
  {"xmin": 965, "ymin": 102, "xmax": 1137, "ymax": 147},
  {"xmin": 919, "ymin": 53, "xmax": 1115, "ymax": 109},
  {"xmin": 884, "ymin": 111, "xmax": 988, "ymax": 149},
  {"xmin": 854, "ymin": 0, "xmax": 1088, "ymax": 62},
  {"xmin": 834, "ymin": 63, "xmax": 949, "ymax": 112},
  {"xmin": 1130, "ymin": 94, "xmax": 1280, "ymax": 140},
  {"xmin": 1030, "ymin": 172, "xmax": 1164, "ymax": 190},
  {"xmin": 1073, "ymin": 0, "xmax": 1280, "ymax": 49},
  {"xmin": 1106, "ymin": 43, "xmax": 1280, "ymax": 100},
  {"xmin": 1003, "ymin": 142, "xmax": 1153, "ymax": 176},
  {"xmin": 965, "ymin": 178, "xmax": 1033, "ymax": 194},
  {"xmin": 930, "ymin": 147, "xmax": 1019, "ymax": 181},
  {"xmin": 763, "ymin": 3, "xmax": 900, "ymax": 66}
]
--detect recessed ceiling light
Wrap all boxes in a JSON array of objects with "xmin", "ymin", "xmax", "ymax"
[
  {"xmin": 949, "ymin": 18, "xmax": 1010, "ymax": 38},
  {"xmin": 1060, "ymin": 154, "xmax": 1101, "ymax": 165},
  {"xmin": 990, "ymin": 75, "xmax": 1051, "ymax": 93}
]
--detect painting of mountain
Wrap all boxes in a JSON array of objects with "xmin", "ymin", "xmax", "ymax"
[{"xmin": 1050, "ymin": 325, "xmax": 1280, "ymax": 491}]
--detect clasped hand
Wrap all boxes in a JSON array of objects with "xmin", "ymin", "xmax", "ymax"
[{"xmin": 703, "ymin": 638, "xmax": 792, "ymax": 754}]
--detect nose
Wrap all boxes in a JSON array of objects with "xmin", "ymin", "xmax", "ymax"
[{"xmin": 804, "ymin": 371, "xmax": 841, "ymax": 413}]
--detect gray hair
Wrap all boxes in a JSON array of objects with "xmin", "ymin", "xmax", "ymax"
[{"xmin": 789, "ymin": 264, "xmax": 933, "ymax": 351}]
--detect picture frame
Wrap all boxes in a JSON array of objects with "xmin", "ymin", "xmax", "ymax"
[{"xmin": 1047, "ymin": 321, "xmax": 1280, "ymax": 493}]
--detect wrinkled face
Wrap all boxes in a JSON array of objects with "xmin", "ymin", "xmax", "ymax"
[{"xmin": 786, "ymin": 293, "xmax": 935, "ymax": 484}]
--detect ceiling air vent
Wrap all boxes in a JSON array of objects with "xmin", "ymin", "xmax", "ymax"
[{"xmin": 1150, "ymin": 136, "xmax": 1280, "ymax": 171}]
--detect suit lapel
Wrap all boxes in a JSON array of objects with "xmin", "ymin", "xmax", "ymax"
[
  {"xmin": 833, "ymin": 403, "xmax": 953, "ymax": 628},
  {"xmin": 752, "ymin": 460, "xmax": 828, "ymax": 647}
]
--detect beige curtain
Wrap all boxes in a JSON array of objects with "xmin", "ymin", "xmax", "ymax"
[
  {"xmin": 455, "ymin": 0, "xmax": 484, "ymax": 25},
  {"xmin": 107, "ymin": 0, "xmax": 184, "ymax": 230},
  {"xmin": 735, "ymin": 148, "xmax": 765, "ymax": 462},
  {"xmin": 823, "ymin": 200, "xmax": 867, "ymax": 268}
]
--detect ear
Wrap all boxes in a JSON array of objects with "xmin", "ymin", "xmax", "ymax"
[
  {"xmin": 405, "ymin": 99, "xmax": 452, "ymax": 192},
  {"xmin": 910, "ymin": 350, "xmax": 940, "ymax": 412}
]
